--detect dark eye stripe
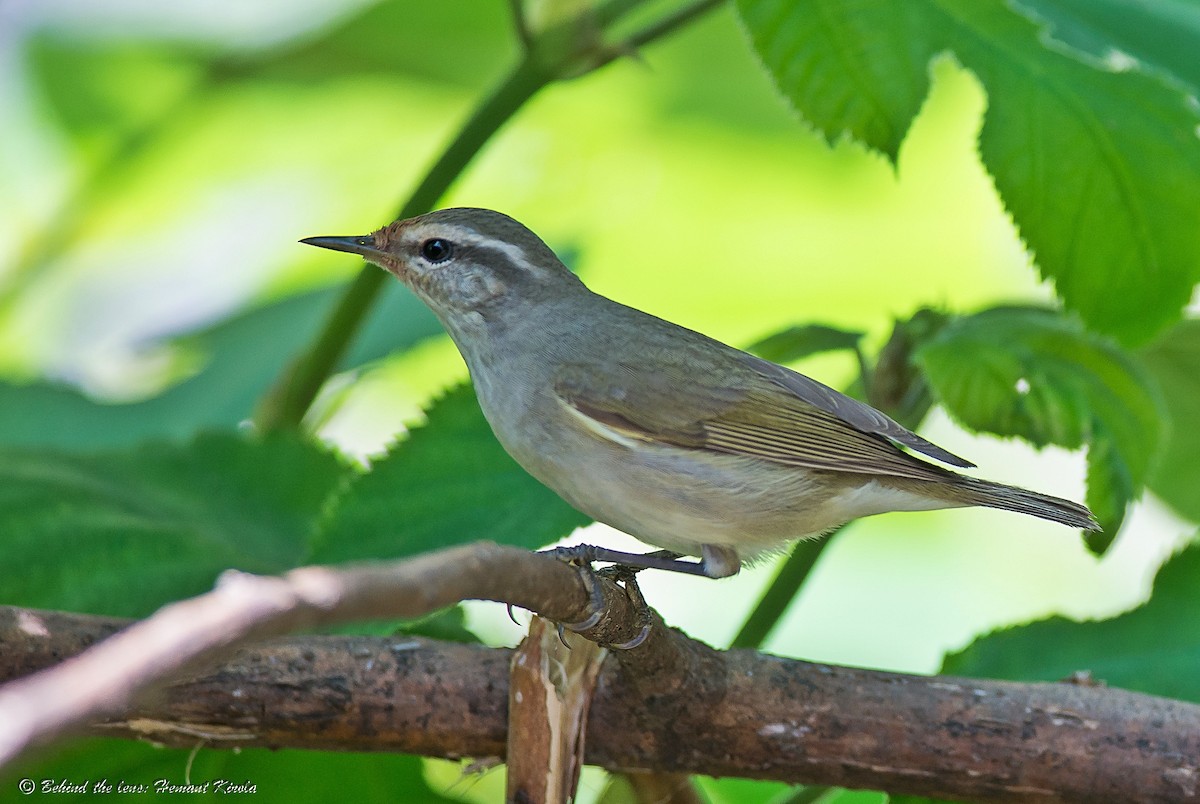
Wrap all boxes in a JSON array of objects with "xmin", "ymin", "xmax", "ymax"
[{"xmin": 468, "ymin": 244, "xmax": 546, "ymax": 279}]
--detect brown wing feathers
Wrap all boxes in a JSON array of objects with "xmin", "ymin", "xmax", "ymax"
[
  {"xmin": 702, "ymin": 390, "xmax": 953, "ymax": 481},
  {"xmin": 556, "ymin": 363, "xmax": 959, "ymax": 483},
  {"xmin": 739, "ymin": 352, "xmax": 974, "ymax": 468}
]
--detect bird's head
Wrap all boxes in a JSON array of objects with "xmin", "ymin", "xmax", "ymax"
[{"xmin": 301, "ymin": 208, "xmax": 582, "ymax": 320}]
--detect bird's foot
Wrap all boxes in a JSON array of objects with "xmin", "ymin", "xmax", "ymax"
[{"xmin": 542, "ymin": 547, "xmax": 653, "ymax": 650}]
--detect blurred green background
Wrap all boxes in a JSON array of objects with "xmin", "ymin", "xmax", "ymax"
[{"xmin": 2, "ymin": 0, "xmax": 1193, "ymax": 801}]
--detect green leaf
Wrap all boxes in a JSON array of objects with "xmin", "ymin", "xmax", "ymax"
[
  {"xmin": 735, "ymin": 0, "xmax": 1200, "ymax": 343},
  {"xmin": 25, "ymin": 35, "xmax": 210, "ymax": 149},
  {"xmin": 1082, "ymin": 435, "xmax": 1135, "ymax": 552},
  {"xmin": 1013, "ymin": 0, "xmax": 1200, "ymax": 94},
  {"xmin": 311, "ymin": 383, "xmax": 590, "ymax": 564},
  {"xmin": 943, "ymin": 542, "xmax": 1200, "ymax": 703},
  {"xmin": 915, "ymin": 306, "xmax": 1162, "ymax": 547},
  {"xmin": 747, "ymin": 324, "xmax": 863, "ymax": 365},
  {"xmin": 321, "ymin": 604, "xmax": 483, "ymax": 642},
  {"xmin": 0, "ymin": 432, "xmax": 350, "ymax": 617},
  {"xmin": 397, "ymin": 606, "xmax": 482, "ymax": 644},
  {"xmin": 734, "ymin": 0, "xmax": 930, "ymax": 160},
  {"xmin": 692, "ymin": 776, "xmax": 799, "ymax": 804},
  {"xmin": 0, "ymin": 282, "xmax": 440, "ymax": 449},
  {"xmin": 13, "ymin": 738, "xmax": 464, "ymax": 803},
  {"xmin": 1139, "ymin": 319, "xmax": 1200, "ymax": 522},
  {"xmin": 26, "ymin": 0, "xmax": 512, "ymax": 140}
]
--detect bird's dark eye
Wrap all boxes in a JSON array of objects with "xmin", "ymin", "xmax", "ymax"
[{"xmin": 420, "ymin": 238, "xmax": 453, "ymax": 263}]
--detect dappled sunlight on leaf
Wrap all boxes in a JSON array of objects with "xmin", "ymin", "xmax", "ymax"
[{"xmin": 737, "ymin": 0, "xmax": 1200, "ymax": 343}]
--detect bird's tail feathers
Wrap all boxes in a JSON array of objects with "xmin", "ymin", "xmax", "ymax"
[{"xmin": 957, "ymin": 477, "xmax": 1100, "ymax": 531}]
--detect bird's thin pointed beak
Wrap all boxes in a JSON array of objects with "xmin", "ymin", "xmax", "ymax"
[{"xmin": 299, "ymin": 234, "xmax": 385, "ymax": 260}]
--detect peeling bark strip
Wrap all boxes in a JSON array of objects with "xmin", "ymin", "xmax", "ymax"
[
  {"xmin": 0, "ymin": 543, "xmax": 1198, "ymax": 802},
  {"xmin": 507, "ymin": 618, "xmax": 607, "ymax": 803}
]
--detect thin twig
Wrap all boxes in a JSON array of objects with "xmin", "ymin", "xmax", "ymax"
[
  {"xmin": 509, "ymin": 0, "xmax": 534, "ymax": 49},
  {"xmin": 729, "ymin": 535, "xmax": 833, "ymax": 649},
  {"xmin": 594, "ymin": 0, "xmax": 727, "ymax": 70}
]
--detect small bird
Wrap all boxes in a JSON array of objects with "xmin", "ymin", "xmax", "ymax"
[{"xmin": 302, "ymin": 208, "xmax": 1098, "ymax": 578}]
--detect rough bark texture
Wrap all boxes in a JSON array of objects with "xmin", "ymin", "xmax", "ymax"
[{"xmin": 3, "ymin": 604, "xmax": 1198, "ymax": 803}]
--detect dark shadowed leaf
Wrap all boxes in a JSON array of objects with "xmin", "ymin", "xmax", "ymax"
[{"xmin": 0, "ymin": 432, "xmax": 350, "ymax": 617}]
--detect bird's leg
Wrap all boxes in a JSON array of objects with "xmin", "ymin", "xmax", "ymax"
[
  {"xmin": 547, "ymin": 544, "xmax": 740, "ymax": 578},
  {"xmin": 538, "ymin": 543, "xmax": 741, "ymax": 648}
]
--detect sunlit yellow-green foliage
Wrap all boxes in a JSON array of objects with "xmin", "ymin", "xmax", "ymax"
[{"xmin": 2, "ymin": 4, "xmax": 1033, "ymax": 394}]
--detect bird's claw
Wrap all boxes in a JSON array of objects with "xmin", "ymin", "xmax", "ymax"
[
  {"xmin": 595, "ymin": 566, "xmax": 652, "ymax": 650},
  {"xmin": 607, "ymin": 621, "xmax": 652, "ymax": 651},
  {"xmin": 555, "ymin": 621, "xmax": 570, "ymax": 649},
  {"xmin": 562, "ymin": 562, "xmax": 605, "ymax": 632}
]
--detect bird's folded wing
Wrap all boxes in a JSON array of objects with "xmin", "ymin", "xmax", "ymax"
[
  {"xmin": 553, "ymin": 362, "xmax": 959, "ymax": 482},
  {"xmin": 738, "ymin": 351, "xmax": 974, "ymax": 468}
]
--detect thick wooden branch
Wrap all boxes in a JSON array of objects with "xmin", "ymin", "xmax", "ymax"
[
  {"xmin": 1, "ymin": 543, "xmax": 1198, "ymax": 803},
  {"xmin": 0, "ymin": 543, "xmax": 626, "ymax": 769}
]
